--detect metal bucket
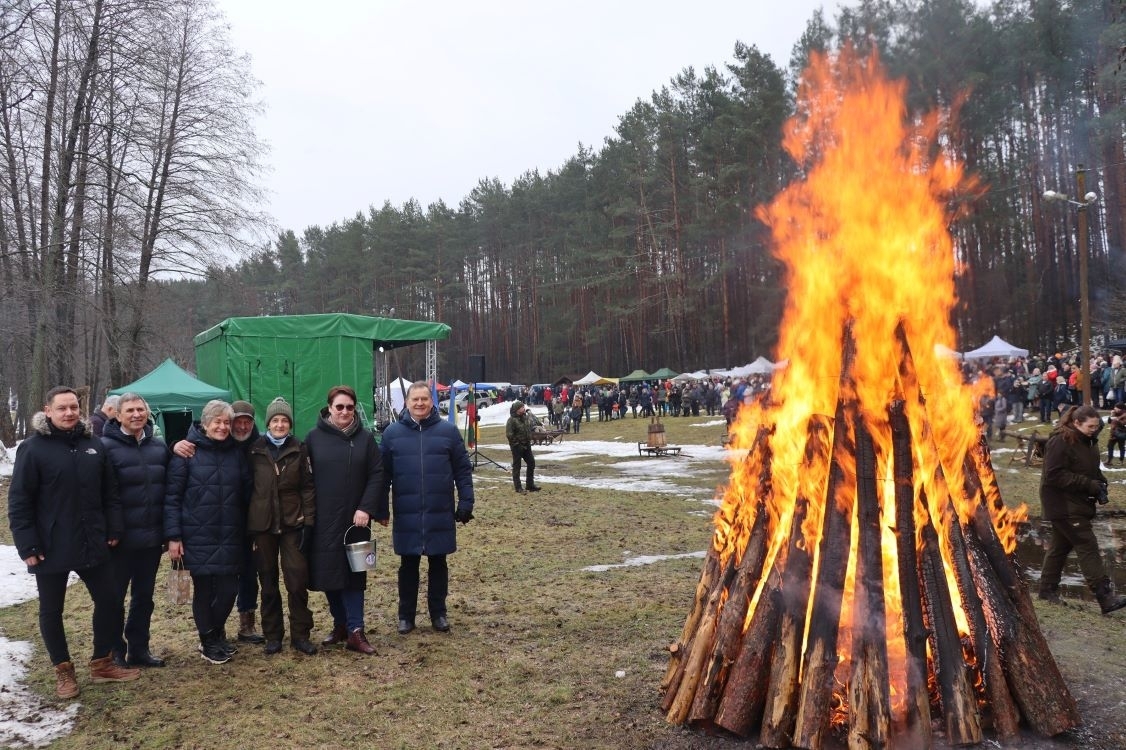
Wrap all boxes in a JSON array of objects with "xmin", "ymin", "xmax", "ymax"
[{"xmin": 344, "ymin": 525, "xmax": 377, "ymax": 572}]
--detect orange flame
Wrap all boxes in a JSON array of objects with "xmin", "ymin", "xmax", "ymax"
[{"xmin": 712, "ymin": 47, "xmax": 1028, "ymax": 734}]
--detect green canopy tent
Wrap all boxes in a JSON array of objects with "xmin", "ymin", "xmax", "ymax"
[
  {"xmin": 648, "ymin": 367, "xmax": 680, "ymax": 380},
  {"xmin": 109, "ymin": 358, "xmax": 231, "ymax": 444},
  {"xmin": 618, "ymin": 368, "xmax": 651, "ymax": 383},
  {"xmin": 194, "ymin": 313, "xmax": 451, "ymax": 437}
]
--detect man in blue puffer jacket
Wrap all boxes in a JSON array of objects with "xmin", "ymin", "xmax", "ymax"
[
  {"xmin": 101, "ymin": 392, "xmax": 171, "ymax": 668},
  {"xmin": 376, "ymin": 381, "xmax": 474, "ymax": 635}
]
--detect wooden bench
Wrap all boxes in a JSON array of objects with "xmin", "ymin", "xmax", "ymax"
[
  {"xmin": 638, "ymin": 443, "xmax": 682, "ymax": 457},
  {"xmin": 531, "ymin": 430, "xmax": 566, "ymax": 446},
  {"xmin": 1008, "ymin": 431, "xmax": 1048, "ymax": 467}
]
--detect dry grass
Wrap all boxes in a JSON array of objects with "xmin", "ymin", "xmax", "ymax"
[{"xmin": 0, "ymin": 412, "xmax": 1122, "ymax": 749}]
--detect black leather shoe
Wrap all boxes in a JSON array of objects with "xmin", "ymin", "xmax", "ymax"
[
  {"xmin": 527, "ymin": 486, "xmax": 542, "ymax": 492},
  {"xmin": 291, "ymin": 638, "xmax": 317, "ymax": 655},
  {"xmin": 112, "ymin": 651, "xmax": 129, "ymax": 668},
  {"xmin": 264, "ymin": 640, "xmax": 282, "ymax": 655},
  {"xmin": 431, "ymin": 615, "xmax": 450, "ymax": 632},
  {"xmin": 397, "ymin": 619, "xmax": 415, "ymax": 635},
  {"xmin": 126, "ymin": 650, "xmax": 166, "ymax": 667}
]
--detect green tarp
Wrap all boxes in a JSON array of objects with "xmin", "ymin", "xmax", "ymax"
[
  {"xmin": 194, "ymin": 313, "xmax": 451, "ymax": 437},
  {"xmin": 648, "ymin": 367, "xmax": 680, "ymax": 379},
  {"xmin": 617, "ymin": 369, "xmax": 651, "ymax": 383},
  {"xmin": 109, "ymin": 358, "xmax": 231, "ymax": 444}
]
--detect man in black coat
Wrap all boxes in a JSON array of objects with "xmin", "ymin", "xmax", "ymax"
[{"xmin": 8, "ymin": 386, "xmax": 141, "ymax": 698}]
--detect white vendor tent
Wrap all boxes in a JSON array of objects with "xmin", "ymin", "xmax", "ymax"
[
  {"xmin": 746, "ymin": 356, "xmax": 776, "ymax": 375},
  {"xmin": 574, "ymin": 371, "xmax": 617, "ymax": 386},
  {"xmin": 377, "ymin": 376, "xmax": 414, "ymax": 414},
  {"xmin": 962, "ymin": 335, "xmax": 1029, "ymax": 360}
]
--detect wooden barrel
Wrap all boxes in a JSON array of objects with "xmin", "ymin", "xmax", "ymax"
[{"xmin": 647, "ymin": 415, "xmax": 667, "ymax": 447}]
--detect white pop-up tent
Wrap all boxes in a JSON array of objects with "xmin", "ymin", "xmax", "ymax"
[
  {"xmin": 962, "ymin": 335, "xmax": 1029, "ymax": 360},
  {"xmin": 745, "ymin": 356, "xmax": 776, "ymax": 375}
]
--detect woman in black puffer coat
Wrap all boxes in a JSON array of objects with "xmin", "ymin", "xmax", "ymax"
[
  {"xmin": 101, "ymin": 393, "xmax": 171, "ymax": 667},
  {"xmin": 164, "ymin": 400, "xmax": 252, "ymax": 664}
]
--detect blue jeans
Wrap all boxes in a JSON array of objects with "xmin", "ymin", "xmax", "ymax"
[{"xmin": 325, "ymin": 588, "xmax": 365, "ymax": 632}]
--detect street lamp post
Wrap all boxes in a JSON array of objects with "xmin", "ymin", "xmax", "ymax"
[{"xmin": 1044, "ymin": 164, "xmax": 1098, "ymax": 406}]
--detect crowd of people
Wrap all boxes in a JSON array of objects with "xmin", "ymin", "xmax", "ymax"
[
  {"xmin": 974, "ymin": 352, "xmax": 1126, "ymax": 443},
  {"xmin": 520, "ymin": 376, "xmax": 771, "ymax": 433},
  {"xmin": 7, "ymin": 382, "xmax": 474, "ymax": 699}
]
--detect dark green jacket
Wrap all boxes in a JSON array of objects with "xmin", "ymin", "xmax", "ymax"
[{"xmin": 506, "ymin": 403, "xmax": 533, "ymax": 450}]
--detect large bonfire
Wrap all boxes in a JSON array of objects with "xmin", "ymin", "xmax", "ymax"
[{"xmin": 661, "ymin": 50, "xmax": 1079, "ymax": 749}]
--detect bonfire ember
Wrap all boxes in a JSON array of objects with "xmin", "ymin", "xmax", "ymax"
[{"xmin": 661, "ymin": 50, "xmax": 1080, "ymax": 749}]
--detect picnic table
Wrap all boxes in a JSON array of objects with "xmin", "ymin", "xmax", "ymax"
[{"xmin": 637, "ymin": 442, "xmax": 682, "ymax": 457}]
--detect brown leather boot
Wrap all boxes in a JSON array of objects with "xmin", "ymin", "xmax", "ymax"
[
  {"xmin": 237, "ymin": 611, "xmax": 265, "ymax": 644},
  {"xmin": 55, "ymin": 661, "xmax": 79, "ymax": 698},
  {"xmin": 345, "ymin": 628, "xmax": 376, "ymax": 655},
  {"xmin": 321, "ymin": 623, "xmax": 348, "ymax": 646},
  {"xmin": 89, "ymin": 654, "xmax": 141, "ymax": 683}
]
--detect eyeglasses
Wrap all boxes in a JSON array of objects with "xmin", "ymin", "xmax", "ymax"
[{"xmin": 332, "ymin": 403, "xmax": 355, "ymax": 412}]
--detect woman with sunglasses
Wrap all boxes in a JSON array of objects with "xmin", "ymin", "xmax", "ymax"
[{"xmin": 304, "ymin": 385, "xmax": 383, "ymax": 654}]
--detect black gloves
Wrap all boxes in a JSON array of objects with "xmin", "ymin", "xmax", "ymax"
[
  {"xmin": 298, "ymin": 526, "xmax": 312, "ymax": 554},
  {"xmin": 1097, "ymin": 482, "xmax": 1110, "ymax": 506},
  {"xmin": 454, "ymin": 508, "xmax": 474, "ymax": 524}
]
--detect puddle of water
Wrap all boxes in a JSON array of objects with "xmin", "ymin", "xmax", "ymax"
[{"xmin": 1014, "ymin": 513, "xmax": 1126, "ymax": 600}]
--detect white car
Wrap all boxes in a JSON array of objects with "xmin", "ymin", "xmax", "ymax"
[{"xmin": 438, "ymin": 391, "xmax": 495, "ymax": 414}]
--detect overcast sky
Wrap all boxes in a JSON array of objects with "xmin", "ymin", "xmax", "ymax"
[{"xmin": 217, "ymin": 0, "xmax": 843, "ymax": 236}]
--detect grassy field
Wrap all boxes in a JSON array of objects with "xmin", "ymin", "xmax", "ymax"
[{"xmin": 0, "ymin": 413, "xmax": 1123, "ymax": 750}]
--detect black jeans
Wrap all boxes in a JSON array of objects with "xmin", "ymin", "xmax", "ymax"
[
  {"xmin": 35, "ymin": 562, "xmax": 122, "ymax": 665},
  {"xmin": 510, "ymin": 445, "xmax": 535, "ymax": 490},
  {"xmin": 110, "ymin": 545, "xmax": 163, "ymax": 655},
  {"xmin": 397, "ymin": 554, "xmax": 448, "ymax": 621},
  {"xmin": 191, "ymin": 573, "xmax": 240, "ymax": 637}
]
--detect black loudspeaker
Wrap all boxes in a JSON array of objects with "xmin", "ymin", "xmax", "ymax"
[{"xmin": 468, "ymin": 355, "xmax": 487, "ymax": 384}]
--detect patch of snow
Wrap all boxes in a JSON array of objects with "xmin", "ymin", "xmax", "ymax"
[
  {"xmin": 0, "ymin": 634, "xmax": 79, "ymax": 748},
  {"xmin": 582, "ymin": 550, "xmax": 707, "ymax": 573},
  {"xmin": 0, "ymin": 547, "xmax": 79, "ymax": 749}
]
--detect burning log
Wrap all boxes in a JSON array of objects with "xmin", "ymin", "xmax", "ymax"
[
  {"xmin": 918, "ymin": 507, "xmax": 983, "ymax": 746},
  {"xmin": 712, "ymin": 567, "xmax": 783, "ymax": 734},
  {"xmin": 963, "ymin": 447, "xmax": 1081, "ymax": 737},
  {"xmin": 792, "ymin": 398, "xmax": 857, "ymax": 750},
  {"xmin": 662, "ymin": 554, "xmax": 737, "ymax": 721},
  {"xmin": 661, "ymin": 547, "xmax": 720, "ymax": 698},
  {"xmin": 889, "ymin": 401, "xmax": 932, "ymax": 749},
  {"xmin": 846, "ymin": 419, "xmax": 892, "ymax": 750},
  {"xmin": 689, "ymin": 498, "xmax": 773, "ymax": 723},
  {"xmin": 759, "ymin": 418, "xmax": 829, "ymax": 748}
]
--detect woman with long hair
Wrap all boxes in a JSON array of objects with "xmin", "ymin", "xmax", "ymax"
[{"xmin": 1038, "ymin": 404, "xmax": 1126, "ymax": 613}]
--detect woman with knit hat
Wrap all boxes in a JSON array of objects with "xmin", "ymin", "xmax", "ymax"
[{"xmin": 247, "ymin": 397, "xmax": 317, "ymax": 655}]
